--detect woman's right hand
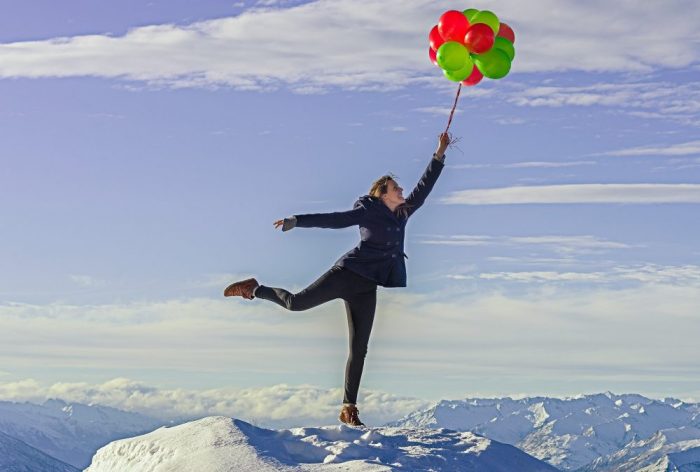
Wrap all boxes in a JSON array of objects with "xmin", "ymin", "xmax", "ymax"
[{"xmin": 274, "ymin": 219, "xmax": 284, "ymax": 230}]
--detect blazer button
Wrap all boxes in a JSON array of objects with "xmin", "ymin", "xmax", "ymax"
[
  {"xmin": 386, "ymin": 242, "xmax": 391, "ymax": 246},
  {"xmin": 391, "ymin": 254, "xmax": 396, "ymax": 258}
]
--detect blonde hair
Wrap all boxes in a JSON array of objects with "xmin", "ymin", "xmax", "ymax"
[{"xmin": 369, "ymin": 174, "xmax": 411, "ymax": 218}]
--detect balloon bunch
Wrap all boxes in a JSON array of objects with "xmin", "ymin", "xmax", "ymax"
[{"xmin": 429, "ymin": 8, "xmax": 516, "ymax": 86}]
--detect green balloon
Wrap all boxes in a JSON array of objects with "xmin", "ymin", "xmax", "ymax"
[
  {"xmin": 494, "ymin": 37, "xmax": 515, "ymax": 61},
  {"xmin": 463, "ymin": 8, "xmax": 479, "ymax": 23},
  {"xmin": 436, "ymin": 41, "xmax": 468, "ymax": 72},
  {"xmin": 474, "ymin": 48, "xmax": 511, "ymax": 79},
  {"xmin": 443, "ymin": 56, "xmax": 474, "ymax": 82},
  {"xmin": 471, "ymin": 10, "xmax": 500, "ymax": 35}
]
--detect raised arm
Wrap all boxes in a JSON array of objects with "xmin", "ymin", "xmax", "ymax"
[
  {"xmin": 274, "ymin": 206, "xmax": 366, "ymax": 232},
  {"xmin": 404, "ymin": 133, "xmax": 449, "ymax": 218}
]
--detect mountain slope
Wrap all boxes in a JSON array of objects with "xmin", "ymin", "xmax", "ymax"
[
  {"xmin": 0, "ymin": 399, "xmax": 163, "ymax": 468},
  {"xmin": 578, "ymin": 426, "xmax": 700, "ymax": 472},
  {"xmin": 0, "ymin": 431, "xmax": 79, "ymax": 472},
  {"xmin": 390, "ymin": 392, "xmax": 700, "ymax": 470},
  {"xmin": 85, "ymin": 416, "xmax": 560, "ymax": 471}
]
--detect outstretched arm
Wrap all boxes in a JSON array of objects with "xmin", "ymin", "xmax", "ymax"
[
  {"xmin": 274, "ymin": 206, "xmax": 366, "ymax": 232},
  {"xmin": 404, "ymin": 133, "xmax": 449, "ymax": 217}
]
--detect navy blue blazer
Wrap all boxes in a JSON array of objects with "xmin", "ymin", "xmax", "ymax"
[{"xmin": 286, "ymin": 156, "xmax": 445, "ymax": 287}]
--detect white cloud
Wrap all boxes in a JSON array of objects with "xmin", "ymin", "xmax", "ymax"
[
  {"xmin": 504, "ymin": 161, "xmax": 597, "ymax": 168},
  {"xmin": 495, "ymin": 117, "xmax": 526, "ymax": 125},
  {"xmin": 414, "ymin": 107, "xmax": 464, "ymax": 117},
  {"xmin": 450, "ymin": 161, "xmax": 597, "ymax": 169},
  {"xmin": 440, "ymin": 184, "xmax": 700, "ymax": 205},
  {"xmin": 68, "ymin": 275, "xmax": 106, "ymax": 288},
  {"xmin": 603, "ymin": 140, "xmax": 700, "ymax": 157},
  {"xmin": 507, "ymin": 82, "xmax": 700, "ymax": 126},
  {"xmin": 1, "ymin": 0, "xmax": 699, "ymax": 91},
  {"xmin": 421, "ymin": 234, "xmax": 634, "ymax": 263},
  {"xmin": 453, "ymin": 264, "xmax": 700, "ymax": 286},
  {"xmin": 479, "ymin": 270, "xmax": 607, "ymax": 282},
  {"xmin": 0, "ymin": 378, "xmax": 429, "ymax": 427},
  {"xmin": 507, "ymin": 235, "xmax": 632, "ymax": 250}
]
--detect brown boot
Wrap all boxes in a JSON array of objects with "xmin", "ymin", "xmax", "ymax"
[
  {"xmin": 339, "ymin": 404, "xmax": 365, "ymax": 427},
  {"xmin": 223, "ymin": 278, "xmax": 259, "ymax": 299}
]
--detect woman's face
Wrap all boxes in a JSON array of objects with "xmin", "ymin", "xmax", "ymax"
[{"xmin": 382, "ymin": 179, "xmax": 405, "ymax": 206}]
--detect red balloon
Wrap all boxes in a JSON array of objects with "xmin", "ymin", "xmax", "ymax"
[
  {"xmin": 438, "ymin": 10, "xmax": 470, "ymax": 42},
  {"xmin": 429, "ymin": 47, "xmax": 439, "ymax": 67},
  {"xmin": 498, "ymin": 22, "xmax": 515, "ymax": 44},
  {"xmin": 464, "ymin": 23, "xmax": 495, "ymax": 54},
  {"xmin": 461, "ymin": 66, "xmax": 483, "ymax": 86},
  {"xmin": 429, "ymin": 25, "xmax": 445, "ymax": 51}
]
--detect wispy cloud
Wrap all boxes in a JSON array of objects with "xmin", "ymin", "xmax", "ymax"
[
  {"xmin": 508, "ymin": 82, "xmax": 700, "ymax": 126},
  {"xmin": 414, "ymin": 107, "xmax": 464, "ymax": 117},
  {"xmin": 468, "ymin": 264, "xmax": 700, "ymax": 286},
  {"xmin": 68, "ymin": 275, "xmax": 106, "ymax": 288},
  {"xmin": 420, "ymin": 234, "xmax": 634, "ymax": 259},
  {"xmin": 602, "ymin": 140, "xmax": 700, "ymax": 157},
  {"xmin": 505, "ymin": 161, "xmax": 597, "ymax": 169},
  {"xmin": 1, "ymin": 0, "xmax": 699, "ymax": 91},
  {"xmin": 440, "ymin": 184, "xmax": 700, "ymax": 205},
  {"xmin": 450, "ymin": 161, "xmax": 597, "ymax": 169}
]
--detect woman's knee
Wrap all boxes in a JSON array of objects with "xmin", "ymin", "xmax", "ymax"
[{"xmin": 350, "ymin": 342, "xmax": 369, "ymax": 360}]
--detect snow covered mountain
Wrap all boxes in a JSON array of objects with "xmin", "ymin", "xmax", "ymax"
[
  {"xmin": 0, "ymin": 430, "xmax": 79, "ymax": 472},
  {"xmin": 0, "ymin": 398, "xmax": 164, "ymax": 469},
  {"xmin": 85, "ymin": 416, "xmax": 559, "ymax": 471},
  {"xmin": 578, "ymin": 426, "xmax": 700, "ymax": 472},
  {"xmin": 389, "ymin": 392, "xmax": 700, "ymax": 471}
]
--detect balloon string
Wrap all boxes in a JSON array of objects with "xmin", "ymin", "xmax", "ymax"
[{"xmin": 444, "ymin": 83, "xmax": 462, "ymax": 134}]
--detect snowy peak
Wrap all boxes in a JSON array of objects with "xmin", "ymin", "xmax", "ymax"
[
  {"xmin": 581, "ymin": 426, "xmax": 700, "ymax": 471},
  {"xmin": 0, "ymin": 431, "xmax": 79, "ymax": 472},
  {"xmin": 86, "ymin": 416, "xmax": 559, "ymax": 471},
  {"xmin": 390, "ymin": 393, "xmax": 700, "ymax": 470}
]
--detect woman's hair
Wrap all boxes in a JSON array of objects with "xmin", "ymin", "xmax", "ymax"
[{"xmin": 369, "ymin": 174, "xmax": 412, "ymax": 218}]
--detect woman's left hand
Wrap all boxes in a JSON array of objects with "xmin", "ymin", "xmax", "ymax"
[{"xmin": 436, "ymin": 132, "xmax": 450, "ymax": 157}]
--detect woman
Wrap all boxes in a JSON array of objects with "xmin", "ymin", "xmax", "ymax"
[{"xmin": 224, "ymin": 132, "xmax": 450, "ymax": 426}]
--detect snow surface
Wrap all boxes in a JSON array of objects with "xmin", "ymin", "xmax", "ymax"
[
  {"xmin": 85, "ymin": 416, "xmax": 559, "ymax": 471},
  {"xmin": 0, "ymin": 430, "xmax": 79, "ymax": 472},
  {"xmin": 390, "ymin": 392, "xmax": 700, "ymax": 470},
  {"xmin": 0, "ymin": 399, "xmax": 163, "ymax": 468},
  {"xmin": 579, "ymin": 426, "xmax": 700, "ymax": 472}
]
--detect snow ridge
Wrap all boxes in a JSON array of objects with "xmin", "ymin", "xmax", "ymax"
[{"xmin": 86, "ymin": 416, "xmax": 559, "ymax": 471}]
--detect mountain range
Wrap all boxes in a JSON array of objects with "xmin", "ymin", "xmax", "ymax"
[
  {"xmin": 2, "ymin": 392, "xmax": 700, "ymax": 471},
  {"xmin": 390, "ymin": 392, "xmax": 700, "ymax": 471}
]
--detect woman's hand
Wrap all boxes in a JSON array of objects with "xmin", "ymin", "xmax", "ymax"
[
  {"xmin": 274, "ymin": 219, "xmax": 284, "ymax": 230},
  {"xmin": 435, "ymin": 132, "xmax": 450, "ymax": 158}
]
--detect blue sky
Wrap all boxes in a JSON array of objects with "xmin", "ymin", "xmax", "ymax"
[{"xmin": 1, "ymin": 0, "xmax": 699, "ymax": 421}]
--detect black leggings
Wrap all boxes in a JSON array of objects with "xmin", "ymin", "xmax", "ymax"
[{"xmin": 254, "ymin": 265, "xmax": 378, "ymax": 404}]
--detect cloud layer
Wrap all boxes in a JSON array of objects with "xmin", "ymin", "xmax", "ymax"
[
  {"xmin": 0, "ymin": 378, "xmax": 428, "ymax": 427},
  {"xmin": 1, "ymin": 263, "xmax": 699, "ymax": 402},
  {"xmin": 1, "ymin": 0, "xmax": 699, "ymax": 91},
  {"xmin": 440, "ymin": 184, "xmax": 700, "ymax": 205}
]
